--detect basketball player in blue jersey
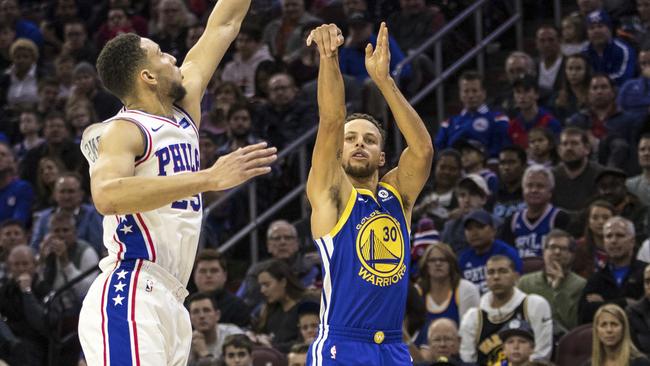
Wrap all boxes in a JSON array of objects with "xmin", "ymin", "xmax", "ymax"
[
  {"xmin": 77, "ymin": 1, "xmax": 277, "ymax": 365},
  {"xmin": 305, "ymin": 23, "xmax": 434, "ymax": 365}
]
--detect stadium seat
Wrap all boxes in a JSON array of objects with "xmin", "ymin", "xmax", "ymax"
[
  {"xmin": 252, "ymin": 345, "xmax": 288, "ymax": 366},
  {"xmin": 555, "ymin": 323, "xmax": 593, "ymax": 366},
  {"xmin": 522, "ymin": 256, "xmax": 545, "ymax": 274}
]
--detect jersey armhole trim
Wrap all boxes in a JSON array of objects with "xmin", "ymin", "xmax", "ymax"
[
  {"xmin": 327, "ymin": 189, "xmax": 357, "ymax": 238},
  {"xmin": 379, "ymin": 181, "xmax": 410, "ymax": 232},
  {"xmin": 123, "ymin": 118, "xmax": 152, "ymax": 165},
  {"xmin": 106, "ymin": 117, "xmax": 152, "ymax": 164}
]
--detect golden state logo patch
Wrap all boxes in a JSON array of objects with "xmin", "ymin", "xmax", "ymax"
[{"xmin": 356, "ymin": 213, "xmax": 406, "ymax": 286}]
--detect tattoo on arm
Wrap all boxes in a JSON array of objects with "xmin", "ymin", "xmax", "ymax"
[{"xmin": 336, "ymin": 149, "xmax": 342, "ymax": 161}]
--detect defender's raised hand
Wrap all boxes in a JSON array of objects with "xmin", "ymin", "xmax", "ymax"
[
  {"xmin": 306, "ymin": 24, "xmax": 344, "ymax": 58},
  {"xmin": 365, "ymin": 22, "xmax": 392, "ymax": 84},
  {"xmin": 207, "ymin": 142, "xmax": 277, "ymax": 191}
]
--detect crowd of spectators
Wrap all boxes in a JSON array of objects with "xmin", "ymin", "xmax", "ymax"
[{"xmin": 2, "ymin": 0, "xmax": 650, "ymax": 365}]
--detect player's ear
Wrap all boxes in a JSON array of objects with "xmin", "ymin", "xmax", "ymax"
[
  {"xmin": 140, "ymin": 69, "xmax": 157, "ymax": 86},
  {"xmin": 379, "ymin": 151, "xmax": 385, "ymax": 167}
]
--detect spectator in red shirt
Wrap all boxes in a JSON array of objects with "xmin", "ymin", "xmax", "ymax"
[{"xmin": 508, "ymin": 74, "xmax": 562, "ymax": 149}]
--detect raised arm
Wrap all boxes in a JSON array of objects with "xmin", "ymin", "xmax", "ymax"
[
  {"xmin": 90, "ymin": 120, "xmax": 276, "ymax": 215},
  {"xmin": 178, "ymin": 0, "xmax": 251, "ymax": 124},
  {"xmin": 304, "ymin": 24, "xmax": 352, "ymax": 238},
  {"xmin": 369, "ymin": 23, "xmax": 434, "ymax": 220}
]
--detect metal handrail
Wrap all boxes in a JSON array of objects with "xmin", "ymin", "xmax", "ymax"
[
  {"xmin": 202, "ymin": 125, "xmax": 318, "ymax": 219},
  {"xmin": 200, "ymin": 125, "xmax": 318, "ymax": 254},
  {"xmin": 392, "ymin": 0, "xmax": 489, "ymax": 80},
  {"xmin": 44, "ymin": 265, "xmax": 99, "ymax": 366},
  {"xmin": 217, "ymin": 182, "xmax": 306, "ymax": 254},
  {"xmin": 410, "ymin": 12, "xmax": 522, "ymax": 106},
  {"xmin": 203, "ymin": 0, "xmax": 565, "ymax": 258},
  {"xmin": 389, "ymin": 0, "xmax": 523, "ymax": 127}
]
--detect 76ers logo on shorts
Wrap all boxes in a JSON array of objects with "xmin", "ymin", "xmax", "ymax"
[{"xmin": 355, "ymin": 214, "xmax": 406, "ymax": 287}]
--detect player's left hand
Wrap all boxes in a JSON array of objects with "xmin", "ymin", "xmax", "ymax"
[
  {"xmin": 306, "ymin": 24, "xmax": 344, "ymax": 58},
  {"xmin": 365, "ymin": 22, "xmax": 392, "ymax": 85}
]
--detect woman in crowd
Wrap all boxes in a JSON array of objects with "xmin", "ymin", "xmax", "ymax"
[
  {"xmin": 203, "ymin": 81, "xmax": 246, "ymax": 143},
  {"xmin": 574, "ymin": 200, "xmax": 614, "ymax": 279},
  {"xmin": 527, "ymin": 127, "xmax": 558, "ymax": 167},
  {"xmin": 1, "ymin": 38, "xmax": 42, "ymax": 109},
  {"xmin": 561, "ymin": 13, "xmax": 588, "ymax": 56},
  {"xmin": 413, "ymin": 243, "xmax": 479, "ymax": 346},
  {"xmin": 552, "ymin": 53, "xmax": 591, "ymax": 123},
  {"xmin": 65, "ymin": 98, "xmax": 96, "ymax": 143},
  {"xmin": 413, "ymin": 149, "xmax": 462, "ymax": 230},
  {"xmin": 255, "ymin": 259, "xmax": 306, "ymax": 353},
  {"xmin": 34, "ymin": 156, "xmax": 66, "ymax": 210},
  {"xmin": 584, "ymin": 304, "xmax": 650, "ymax": 366}
]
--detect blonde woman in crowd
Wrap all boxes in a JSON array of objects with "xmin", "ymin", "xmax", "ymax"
[{"xmin": 584, "ymin": 304, "xmax": 650, "ymax": 366}]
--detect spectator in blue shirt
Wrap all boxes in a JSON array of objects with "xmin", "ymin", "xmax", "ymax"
[
  {"xmin": 458, "ymin": 209, "xmax": 522, "ymax": 293},
  {"xmin": 435, "ymin": 71, "xmax": 511, "ymax": 163},
  {"xmin": 617, "ymin": 46, "xmax": 650, "ymax": 120},
  {"xmin": 583, "ymin": 9, "xmax": 637, "ymax": 86},
  {"xmin": 0, "ymin": 0, "xmax": 43, "ymax": 47},
  {"xmin": 339, "ymin": 11, "xmax": 410, "ymax": 82},
  {"xmin": 30, "ymin": 172, "xmax": 103, "ymax": 255},
  {"xmin": 568, "ymin": 74, "xmax": 643, "ymax": 174},
  {"xmin": 0, "ymin": 142, "xmax": 33, "ymax": 227}
]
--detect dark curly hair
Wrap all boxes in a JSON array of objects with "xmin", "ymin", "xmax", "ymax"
[
  {"xmin": 96, "ymin": 33, "xmax": 147, "ymax": 100},
  {"xmin": 345, "ymin": 113, "xmax": 386, "ymax": 149}
]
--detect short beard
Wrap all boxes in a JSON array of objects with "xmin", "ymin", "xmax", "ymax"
[
  {"xmin": 344, "ymin": 161, "xmax": 375, "ymax": 179},
  {"xmin": 232, "ymin": 129, "xmax": 250, "ymax": 140},
  {"xmin": 563, "ymin": 158, "xmax": 585, "ymax": 171},
  {"xmin": 169, "ymin": 81, "xmax": 187, "ymax": 103}
]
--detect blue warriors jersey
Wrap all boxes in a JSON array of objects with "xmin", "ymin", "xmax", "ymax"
[
  {"xmin": 511, "ymin": 205, "xmax": 560, "ymax": 258},
  {"xmin": 312, "ymin": 183, "xmax": 410, "ymax": 340}
]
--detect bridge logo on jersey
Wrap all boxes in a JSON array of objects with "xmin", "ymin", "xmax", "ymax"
[{"xmin": 356, "ymin": 213, "xmax": 406, "ymax": 287}]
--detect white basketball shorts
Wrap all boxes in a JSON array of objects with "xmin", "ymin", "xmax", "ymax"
[{"xmin": 78, "ymin": 259, "xmax": 191, "ymax": 365}]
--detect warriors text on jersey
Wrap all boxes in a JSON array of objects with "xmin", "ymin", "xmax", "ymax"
[
  {"xmin": 80, "ymin": 106, "xmax": 201, "ymax": 286},
  {"xmin": 310, "ymin": 183, "xmax": 410, "ymax": 354}
]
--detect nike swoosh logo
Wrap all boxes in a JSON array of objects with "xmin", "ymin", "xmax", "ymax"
[{"xmin": 152, "ymin": 125, "xmax": 163, "ymax": 132}]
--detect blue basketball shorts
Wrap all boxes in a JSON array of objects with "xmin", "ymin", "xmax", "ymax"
[{"xmin": 306, "ymin": 325, "xmax": 412, "ymax": 366}]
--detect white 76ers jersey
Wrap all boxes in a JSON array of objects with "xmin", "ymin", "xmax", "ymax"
[{"xmin": 80, "ymin": 106, "xmax": 202, "ymax": 287}]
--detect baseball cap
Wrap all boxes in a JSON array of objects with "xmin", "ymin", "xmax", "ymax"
[
  {"xmin": 595, "ymin": 167, "xmax": 627, "ymax": 183},
  {"xmin": 498, "ymin": 319, "xmax": 535, "ymax": 343},
  {"xmin": 511, "ymin": 74, "xmax": 538, "ymax": 91},
  {"xmin": 463, "ymin": 209, "xmax": 494, "ymax": 228},
  {"xmin": 411, "ymin": 218, "xmax": 440, "ymax": 260},
  {"xmin": 347, "ymin": 11, "xmax": 372, "ymax": 25},
  {"xmin": 453, "ymin": 139, "xmax": 486, "ymax": 156},
  {"xmin": 458, "ymin": 174, "xmax": 490, "ymax": 197},
  {"xmin": 586, "ymin": 9, "xmax": 613, "ymax": 29}
]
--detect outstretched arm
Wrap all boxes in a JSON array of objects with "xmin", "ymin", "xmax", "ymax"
[
  {"xmin": 178, "ymin": 0, "xmax": 251, "ymax": 124},
  {"xmin": 368, "ymin": 23, "xmax": 434, "ymax": 221},
  {"xmin": 90, "ymin": 120, "xmax": 276, "ymax": 215},
  {"xmin": 304, "ymin": 24, "xmax": 352, "ymax": 238}
]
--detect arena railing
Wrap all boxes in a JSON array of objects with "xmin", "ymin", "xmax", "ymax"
[
  {"xmin": 200, "ymin": 125, "xmax": 317, "ymax": 262},
  {"xmin": 201, "ymin": 0, "xmax": 569, "ymax": 262},
  {"xmin": 393, "ymin": 0, "xmax": 524, "ymax": 126},
  {"xmin": 43, "ymin": 265, "xmax": 99, "ymax": 366}
]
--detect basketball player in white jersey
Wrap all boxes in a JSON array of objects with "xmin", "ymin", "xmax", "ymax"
[{"xmin": 77, "ymin": 1, "xmax": 276, "ymax": 365}]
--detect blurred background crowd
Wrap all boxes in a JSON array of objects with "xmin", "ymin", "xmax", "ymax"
[{"xmin": 2, "ymin": 0, "xmax": 650, "ymax": 365}]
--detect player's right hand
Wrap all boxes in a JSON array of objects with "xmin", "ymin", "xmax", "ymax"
[
  {"xmin": 306, "ymin": 24, "xmax": 344, "ymax": 58},
  {"xmin": 207, "ymin": 142, "xmax": 277, "ymax": 191}
]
